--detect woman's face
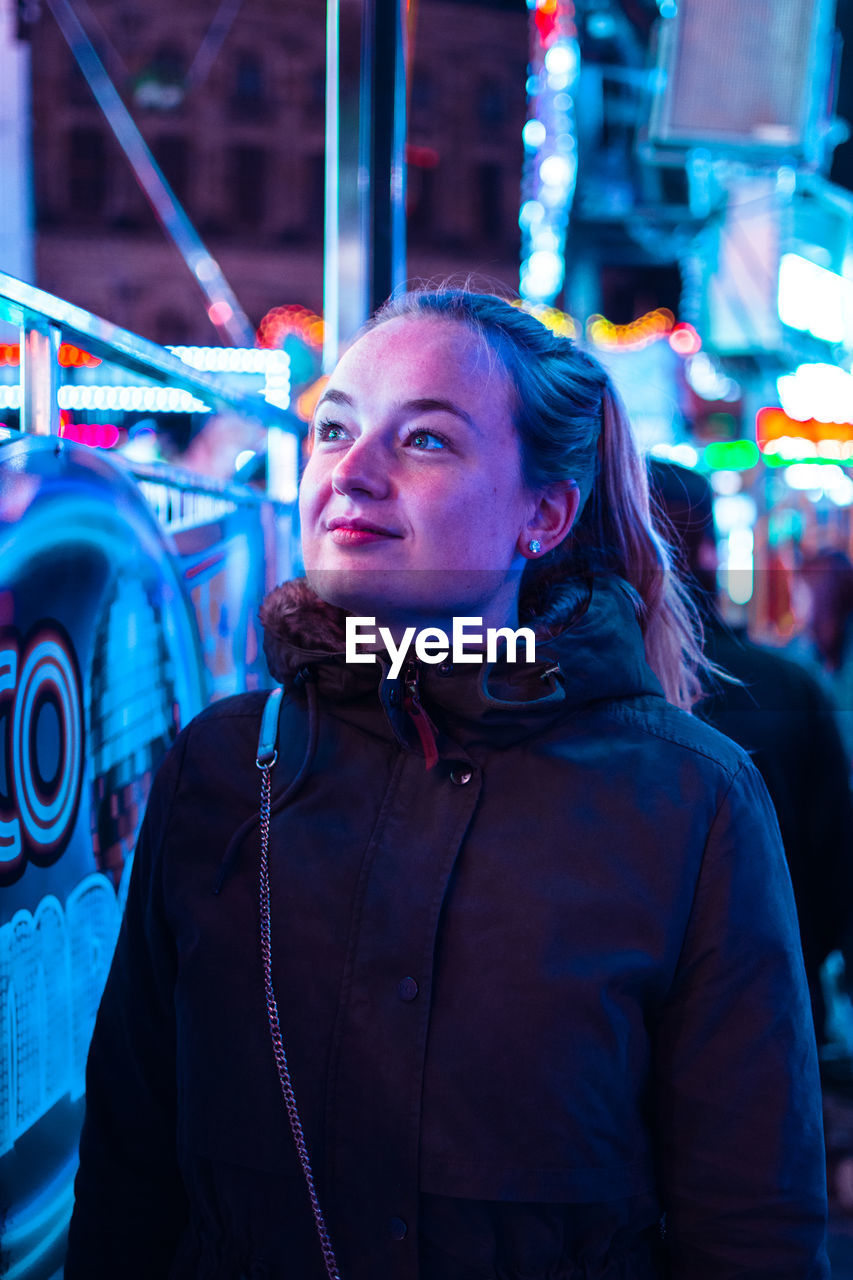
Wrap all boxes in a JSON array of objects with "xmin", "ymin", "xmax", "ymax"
[{"xmin": 299, "ymin": 315, "xmax": 549, "ymax": 631}]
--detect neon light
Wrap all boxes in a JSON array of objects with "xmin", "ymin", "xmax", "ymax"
[
  {"xmin": 778, "ymin": 254, "xmax": 853, "ymax": 345},
  {"xmin": 756, "ymin": 406, "xmax": 853, "ymax": 448},
  {"xmin": 714, "ymin": 494, "xmax": 758, "ymax": 536},
  {"xmin": 295, "ymin": 375, "xmax": 329, "ymax": 423},
  {"xmin": 522, "ymin": 119, "xmax": 547, "ymax": 150},
  {"xmin": 257, "ymin": 303, "xmax": 325, "ymax": 351},
  {"xmin": 726, "ymin": 527, "xmax": 754, "ymax": 605},
  {"xmin": 169, "ymin": 346, "xmax": 290, "ymax": 374},
  {"xmin": 703, "ymin": 440, "xmax": 760, "ymax": 471},
  {"xmin": 777, "ymin": 362, "xmax": 853, "ymax": 425},
  {"xmin": 786, "ymin": 461, "xmax": 848, "ymax": 490},
  {"xmin": 57, "ymin": 344, "xmax": 101, "ymax": 369},
  {"xmin": 515, "ymin": 300, "xmax": 579, "ymax": 340},
  {"xmin": 587, "ymin": 307, "xmax": 674, "ymax": 350},
  {"xmin": 520, "ymin": 1, "xmax": 579, "ymax": 305},
  {"xmin": 57, "ymin": 386, "xmax": 210, "ymax": 412},
  {"xmin": 710, "ymin": 471, "xmax": 743, "ymax": 496},
  {"xmin": 207, "ymin": 300, "xmax": 233, "ymax": 326},
  {"xmin": 668, "ymin": 323, "xmax": 702, "ymax": 356},
  {"xmin": 648, "ymin": 442, "xmax": 699, "ymax": 468},
  {"xmin": 59, "ymin": 422, "xmax": 121, "ymax": 448},
  {"xmin": 0, "ymin": 343, "xmax": 100, "ymax": 368},
  {"xmin": 685, "ymin": 352, "xmax": 740, "ymax": 402}
]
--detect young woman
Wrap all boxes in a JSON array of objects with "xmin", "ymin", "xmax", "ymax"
[{"xmin": 65, "ymin": 290, "xmax": 829, "ymax": 1280}]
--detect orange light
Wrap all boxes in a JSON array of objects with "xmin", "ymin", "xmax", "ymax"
[
  {"xmin": 587, "ymin": 307, "xmax": 674, "ymax": 351},
  {"xmin": 296, "ymin": 375, "xmax": 329, "ymax": 423},
  {"xmin": 668, "ymin": 323, "xmax": 702, "ymax": 356},
  {"xmin": 1, "ymin": 343, "xmax": 101, "ymax": 367},
  {"xmin": 58, "ymin": 343, "xmax": 101, "ymax": 368},
  {"xmin": 756, "ymin": 406, "xmax": 853, "ymax": 447}
]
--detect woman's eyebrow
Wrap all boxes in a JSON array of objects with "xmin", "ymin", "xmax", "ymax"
[
  {"xmin": 314, "ymin": 390, "xmax": 479, "ymax": 432},
  {"xmin": 397, "ymin": 398, "xmax": 479, "ymax": 431},
  {"xmin": 315, "ymin": 388, "xmax": 353, "ymax": 411}
]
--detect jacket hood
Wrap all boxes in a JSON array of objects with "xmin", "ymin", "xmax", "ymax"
[{"xmin": 259, "ymin": 575, "xmax": 664, "ymax": 752}]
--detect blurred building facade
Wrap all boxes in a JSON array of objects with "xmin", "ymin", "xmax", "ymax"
[{"xmin": 26, "ymin": 0, "xmax": 528, "ymax": 345}]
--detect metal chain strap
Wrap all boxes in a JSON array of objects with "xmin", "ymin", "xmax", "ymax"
[{"xmin": 257, "ymin": 760, "xmax": 343, "ymax": 1280}]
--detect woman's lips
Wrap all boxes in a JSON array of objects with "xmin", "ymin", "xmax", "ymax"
[{"xmin": 328, "ymin": 526, "xmax": 398, "ymax": 546}]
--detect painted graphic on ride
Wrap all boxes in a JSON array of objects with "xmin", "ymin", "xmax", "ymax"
[
  {"xmin": 0, "ymin": 624, "xmax": 84, "ymax": 882},
  {"xmin": 0, "ymin": 435, "xmax": 281, "ymax": 1280}
]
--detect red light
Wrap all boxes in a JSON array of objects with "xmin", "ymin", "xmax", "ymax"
[
  {"xmin": 257, "ymin": 303, "xmax": 325, "ymax": 351},
  {"xmin": 0, "ymin": 344, "xmax": 20, "ymax": 366},
  {"xmin": 669, "ymin": 323, "xmax": 702, "ymax": 356},
  {"xmin": 405, "ymin": 144, "xmax": 440, "ymax": 169},
  {"xmin": 208, "ymin": 301, "xmax": 233, "ymax": 326}
]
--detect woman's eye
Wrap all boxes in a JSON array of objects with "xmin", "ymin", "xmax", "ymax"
[
  {"xmin": 406, "ymin": 429, "xmax": 448, "ymax": 451},
  {"xmin": 314, "ymin": 421, "xmax": 350, "ymax": 444}
]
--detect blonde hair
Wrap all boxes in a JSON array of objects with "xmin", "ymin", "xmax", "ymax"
[{"xmin": 374, "ymin": 288, "xmax": 708, "ymax": 711}]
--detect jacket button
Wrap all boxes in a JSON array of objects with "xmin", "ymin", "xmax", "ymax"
[
  {"xmin": 450, "ymin": 766, "xmax": 472, "ymax": 786},
  {"xmin": 438, "ymin": 661, "xmax": 453, "ymax": 675},
  {"xmin": 397, "ymin": 976, "xmax": 419, "ymax": 1002},
  {"xmin": 390, "ymin": 1216, "xmax": 408, "ymax": 1240}
]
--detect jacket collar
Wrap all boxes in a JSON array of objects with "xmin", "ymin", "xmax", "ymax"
[{"xmin": 259, "ymin": 576, "xmax": 664, "ymax": 752}]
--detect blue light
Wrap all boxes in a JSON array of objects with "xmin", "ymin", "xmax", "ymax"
[
  {"xmin": 522, "ymin": 118, "xmax": 547, "ymax": 150},
  {"xmin": 519, "ymin": 24, "xmax": 580, "ymax": 307}
]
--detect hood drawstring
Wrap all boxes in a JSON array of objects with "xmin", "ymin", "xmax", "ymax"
[
  {"xmin": 213, "ymin": 669, "xmax": 320, "ymax": 894},
  {"xmin": 403, "ymin": 658, "xmax": 439, "ymax": 770}
]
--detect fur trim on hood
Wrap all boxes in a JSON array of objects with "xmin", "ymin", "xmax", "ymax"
[
  {"xmin": 258, "ymin": 575, "xmax": 602, "ymax": 689},
  {"xmin": 259, "ymin": 578, "xmax": 352, "ymax": 682}
]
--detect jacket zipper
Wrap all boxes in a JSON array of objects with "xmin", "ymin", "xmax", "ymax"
[{"xmin": 402, "ymin": 658, "xmax": 439, "ymax": 770}]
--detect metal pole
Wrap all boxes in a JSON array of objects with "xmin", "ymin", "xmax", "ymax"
[
  {"xmin": 0, "ymin": 0, "xmax": 35, "ymax": 282},
  {"xmin": 19, "ymin": 321, "xmax": 59, "ymax": 435},
  {"xmin": 366, "ymin": 0, "xmax": 407, "ymax": 314},
  {"xmin": 324, "ymin": 0, "xmax": 407, "ymax": 371}
]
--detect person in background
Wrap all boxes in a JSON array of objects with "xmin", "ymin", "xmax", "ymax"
[
  {"xmin": 792, "ymin": 548, "xmax": 853, "ymax": 777},
  {"xmin": 649, "ymin": 458, "xmax": 853, "ymax": 1050}
]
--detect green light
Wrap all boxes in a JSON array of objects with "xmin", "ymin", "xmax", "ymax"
[{"xmin": 702, "ymin": 440, "xmax": 760, "ymax": 471}]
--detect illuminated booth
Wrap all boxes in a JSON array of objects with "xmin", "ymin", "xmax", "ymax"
[{"xmin": 0, "ymin": 271, "xmax": 299, "ymax": 1280}]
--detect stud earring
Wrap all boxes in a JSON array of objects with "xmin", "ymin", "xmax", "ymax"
[{"xmin": 528, "ymin": 539, "xmax": 541, "ymax": 554}]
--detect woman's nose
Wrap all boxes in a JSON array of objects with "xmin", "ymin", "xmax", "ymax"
[{"xmin": 330, "ymin": 435, "xmax": 391, "ymax": 500}]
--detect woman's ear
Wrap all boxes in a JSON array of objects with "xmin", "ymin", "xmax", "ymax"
[{"xmin": 520, "ymin": 480, "xmax": 580, "ymax": 558}]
